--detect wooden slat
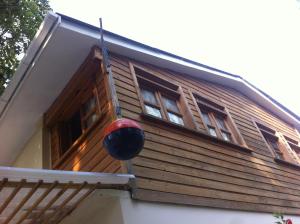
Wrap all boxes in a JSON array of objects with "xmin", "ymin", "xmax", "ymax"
[
  {"xmin": 44, "ymin": 48, "xmax": 122, "ymax": 174},
  {"xmin": 133, "ymin": 189, "xmax": 300, "ymax": 215},
  {"xmin": 0, "ymin": 179, "xmax": 26, "ymax": 215},
  {"xmin": 54, "ymin": 184, "xmax": 98, "ymax": 224},
  {"xmin": 133, "ymin": 156, "xmax": 300, "ymax": 197},
  {"xmin": 3, "ymin": 180, "xmax": 42, "ymax": 224},
  {"xmin": 15, "ymin": 181, "xmax": 58, "ymax": 224},
  {"xmin": 41, "ymin": 182, "xmax": 87, "ymax": 224},
  {"xmin": 109, "ymin": 54, "xmax": 300, "ymax": 214},
  {"xmin": 0, "ymin": 178, "xmax": 8, "ymax": 192},
  {"xmin": 29, "ymin": 182, "xmax": 72, "ymax": 224}
]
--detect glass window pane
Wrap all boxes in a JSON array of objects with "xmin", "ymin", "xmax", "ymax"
[
  {"xmin": 168, "ymin": 112, "xmax": 184, "ymax": 125},
  {"xmin": 267, "ymin": 138, "xmax": 283, "ymax": 159},
  {"xmin": 221, "ymin": 131, "xmax": 231, "ymax": 142},
  {"xmin": 83, "ymin": 96, "xmax": 96, "ymax": 115},
  {"xmin": 202, "ymin": 112, "xmax": 211, "ymax": 125},
  {"xmin": 69, "ymin": 111, "xmax": 82, "ymax": 142},
  {"xmin": 162, "ymin": 97, "xmax": 180, "ymax": 113},
  {"xmin": 141, "ymin": 89, "xmax": 157, "ymax": 105},
  {"xmin": 84, "ymin": 113, "xmax": 99, "ymax": 129},
  {"xmin": 208, "ymin": 127, "xmax": 217, "ymax": 137},
  {"xmin": 270, "ymin": 141, "xmax": 279, "ymax": 150},
  {"xmin": 145, "ymin": 105, "xmax": 162, "ymax": 118},
  {"xmin": 216, "ymin": 117, "xmax": 227, "ymax": 130}
]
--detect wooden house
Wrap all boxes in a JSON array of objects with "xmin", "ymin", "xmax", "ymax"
[{"xmin": 0, "ymin": 12, "xmax": 300, "ymax": 224}]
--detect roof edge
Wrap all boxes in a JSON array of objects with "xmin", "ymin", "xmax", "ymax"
[
  {"xmin": 57, "ymin": 13, "xmax": 300, "ymax": 125},
  {"xmin": 57, "ymin": 13, "xmax": 242, "ymax": 79}
]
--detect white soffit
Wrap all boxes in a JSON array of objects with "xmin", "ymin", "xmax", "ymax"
[{"xmin": 0, "ymin": 13, "xmax": 299, "ymax": 165}]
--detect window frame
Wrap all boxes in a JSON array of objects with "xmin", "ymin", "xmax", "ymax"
[
  {"xmin": 254, "ymin": 120, "xmax": 300, "ymax": 167},
  {"xmin": 255, "ymin": 122, "xmax": 284, "ymax": 159},
  {"xmin": 130, "ymin": 63, "xmax": 194, "ymax": 127},
  {"xmin": 283, "ymin": 135, "xmax": 300, "ymax": 163},
  {"xmin": 140, "ymin": 84, "xmax": 184, "ymax": 125},
  {"xmin": 58, "ymin": 86, "xmax": 102, "ymax": 156},
  {"xmin": 192, "ymin": 93, "xmax": 245, "ymax": 145},
  {"xmin": 45, "ymin": 52, "xmax": 107, "ymax": 168},
  {"xmin": 129, "ymin": 62, "xmax": 251, "ymax": 154}
]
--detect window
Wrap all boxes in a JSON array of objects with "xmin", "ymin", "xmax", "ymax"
[
  {"xmin": 59, "ymin": 90, "xmax": 101, "ymax": 154},
  {"xmin": 48, "ymin": 70, "xmax": 104, "ymax": 163},
  {"xmin": 284, "ymin": 136, "xmax": 300, "ymax": 158},
  {"xmin": 134, "ymin": 66, "xmax": 185, "ymax": 126},
  {"xmin": 257, "ymin": 123, "xmax": 284, "ymax": 160},
  {"xmin": 195, "ymin": 94, "xmax": 235, "ymax": 143}
]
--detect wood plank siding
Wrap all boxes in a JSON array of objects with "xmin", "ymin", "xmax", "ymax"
[
  {"xmin": 108, "ymin": 52, "xmax": 300, "ymax": 214},
  {"xmin": 45, "ymin": 47, "xmax": 300, "ymax": 214},
  {"xmin": 45, "ymin": 48, "xmax": 122, "ymax": 174}
]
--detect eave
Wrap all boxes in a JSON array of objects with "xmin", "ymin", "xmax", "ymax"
[{"xmin": 0, "ymin": 12, "xmax": 299, "ymax": 165}]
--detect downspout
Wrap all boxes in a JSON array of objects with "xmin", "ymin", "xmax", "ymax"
[{"xmin": 0, "ymin": 12, "xmax": 61, "ymax": 122}]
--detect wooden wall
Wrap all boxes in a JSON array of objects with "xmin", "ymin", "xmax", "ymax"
[
  {"xmin": 109, "ymin": 53, "xmax": 300, "ymax": 214},
  {"xmin": 45, "ymin": 49, "xmax": 122, "ymax": 174}
]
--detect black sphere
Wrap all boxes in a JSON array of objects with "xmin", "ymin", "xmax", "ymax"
[{"xmin": 103, "ymin": 127, "xmax": 145, "ymax": 160}]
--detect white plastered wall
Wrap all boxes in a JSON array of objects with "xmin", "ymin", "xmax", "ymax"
[
  {"xmin": 13, "ymin": 120, "xmax": 43, "ymax": 168},
  {"xmin": 120, "ymin": 195, "xmax": 300, "ymax": 224},
  {"xmin": 61, "ymin": 190, "xmax": 126, "ymax": 224},
  {"xmin": 60, "ymin": 190, "xmax": 300, "ymax": 224}
]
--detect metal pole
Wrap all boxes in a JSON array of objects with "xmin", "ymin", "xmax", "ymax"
[{"xmin": 99, "ymin": 18, "xmax": 121, "ymax": 118}]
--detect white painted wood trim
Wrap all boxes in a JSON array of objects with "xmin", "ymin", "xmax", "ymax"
[{"xmin": 0, "ymin": 166, "xmax": 134, "ymax": 185}]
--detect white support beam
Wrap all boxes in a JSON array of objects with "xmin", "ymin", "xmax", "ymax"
[{"xmin": 0, "ymin": 166, "xmax": 134, "ymax": 185}]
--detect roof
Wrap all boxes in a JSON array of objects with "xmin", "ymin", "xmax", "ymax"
[
  {"xmin": 0, "ymin": 166, "xmax": 133, "ymax": 224},
  {"xmin": 0, "ymin": 12, "xmax": 299, "ymax": 165},
  {"xmin": 59, "ymin": 13, "xmax": 300, "ymax": 122}
]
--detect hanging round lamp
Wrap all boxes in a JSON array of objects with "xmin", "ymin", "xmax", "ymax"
[{"xmin": 103, "ymin": 118, "xmax": 145, "ymax": 160}]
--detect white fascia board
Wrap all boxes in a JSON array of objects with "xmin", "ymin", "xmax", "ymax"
[
  {"xmin": 61, "ymin": 17, "xmax": 300, "ymax": 128},
  {"xmin": 0, "ymin": 166, "xmax": 134, "ymax": 185},
  {"xmin": 240, "ymin": 81, "xmax": 300, "ymax": 128}
]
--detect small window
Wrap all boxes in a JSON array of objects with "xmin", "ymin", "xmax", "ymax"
[
  {"xmin": 82, "ymin": 95, "xmax": 100, "ymax": 130},
  {"xmin": 284, "ymin": 136, "xmax": 300, "ymax": 158},
  {"xmin": 58, "ymin": 89, "xmax": 101, "ymax": 155},
  {"xmin": 257, "ymin": 123, "xmax": 284, "ymax": 160},
  {"xmin": 141, "ymin": 89, "xmax": 162, "ymax": 118},
  {"xmin": 135, "ymin": 66, "xmax": 185, "ymax": 126},
  {"xmin": 195, "ymin": 94, "xmax": 234, "ymax": 143}
]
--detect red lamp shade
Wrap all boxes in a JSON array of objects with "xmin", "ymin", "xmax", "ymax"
[{"xmin": 103, "ymin": 118, "xmax": 145, "ymax": 160}]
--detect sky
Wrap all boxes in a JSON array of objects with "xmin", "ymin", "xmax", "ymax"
[{"xmin": 50, "ymin": 0, "xmax": 300, "ymax": 116}]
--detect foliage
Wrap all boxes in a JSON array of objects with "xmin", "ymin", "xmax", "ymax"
[
  {"xmin": 0, "ymin": 0, "xmax": 51, "ymax": 94},
  {"xmin": 273, "ymin": 213, "xmax": 293, "ymax": 224}
]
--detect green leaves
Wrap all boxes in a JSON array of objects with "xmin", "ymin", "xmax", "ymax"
[{"xmin": 0, "ymin": 0, "xmax": 51, "ymax": 94}]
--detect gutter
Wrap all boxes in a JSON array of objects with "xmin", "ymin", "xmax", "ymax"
[{"xmin": 0, "ymin": 12, "xmax": 61, "ymax": 122}]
